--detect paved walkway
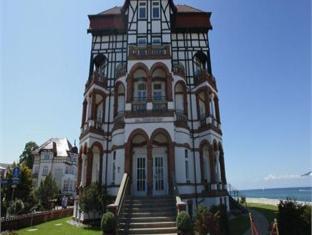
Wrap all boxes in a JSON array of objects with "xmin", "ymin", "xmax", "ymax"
[{"xmin": 243, "ymin": 209, "xmax": 269, "ymax": 235}]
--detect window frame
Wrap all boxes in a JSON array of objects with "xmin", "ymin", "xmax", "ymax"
[
  {"xmin": 152, "ymin": 1, "xmax": 160, "ymax": 19},
  {"xmin": 138, "ymin": 2, "xmax": 147, "ymax": 19}
]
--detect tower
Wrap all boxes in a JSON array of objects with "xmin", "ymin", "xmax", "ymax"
[{"xmin": 75, "ymin": 0, "xmax": 228, "ymax": 222}]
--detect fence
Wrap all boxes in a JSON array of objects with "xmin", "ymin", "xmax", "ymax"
[{"xmin": 1, "ymin": 208, "xmax": 73, "ymax": 231}]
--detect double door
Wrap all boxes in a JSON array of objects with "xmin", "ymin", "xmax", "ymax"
[{"xmin": 132, "ymin": 148, "xmax": 168, "ymax": 196}]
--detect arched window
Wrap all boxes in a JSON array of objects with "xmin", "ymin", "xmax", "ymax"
[
  {"xmin": 152, "ymin": 68, "xmax": 166, "ymax": 101},
  {"xmin": 198, "ymin": 92, "xmax": 206, "ymax": 120},
  {"xmin": 193, "ymin": 51, "xmax": 207, "ymax": 77},
  {"xmin": 133, "ymin": 69, "xmax": 147, "ymax": 101},
  {"xmin": 93, "ymin": 54, "xmax": 108, "ymax": 77},
  {"xmin": 117, "ymin": 84, "xmax": 125, "ymax": 113},
  {"xmin": 174, "ymin": 82, "xmax": 187, "ymax": 116}
]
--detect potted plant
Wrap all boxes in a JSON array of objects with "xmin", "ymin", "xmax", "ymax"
[
  {"xmin": 101, "ymin": 212, "xmax": 116, "ymax": 235},
  {"xmin": 176, "ymin": 211, "xmax": 193, "ymax": 235}
]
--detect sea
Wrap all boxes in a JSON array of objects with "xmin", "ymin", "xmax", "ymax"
[{"xmin": 239, "ymin": 187, "xmax": 312, "ymax": 202}]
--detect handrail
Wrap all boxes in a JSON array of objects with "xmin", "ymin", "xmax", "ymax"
[
  {"xmin": 107, "ymin": 173, "xmax": 129, "ymax": 216},
  {"xmin": 173, "ymin": 175, "xmax": 186, "ymax": 213}
]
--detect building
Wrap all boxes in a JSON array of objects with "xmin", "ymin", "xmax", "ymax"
[
  {"xmin": 32, "ymin": 138, "xmax": 78, "ymax": 196},
  {"xmin": 76, "ymin": 0, "xmax": 228, "ymax": 221},
  {"xmin": 0, "ymin": 163, "xmax": 9, "ymax": 178}
]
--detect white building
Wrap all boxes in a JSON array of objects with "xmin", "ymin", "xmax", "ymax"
[
  {"xmin": 76, "ymin": 0, "xmax": 229, "ymax": 221},
  {"xmin": 32, "ymin": 138, "xmax": 78, "ymax": 196}
]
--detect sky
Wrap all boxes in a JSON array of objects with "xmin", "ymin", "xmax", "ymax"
[{"xmin": 1, "ymin": 0, "xmax": 311, "ymax": 190}]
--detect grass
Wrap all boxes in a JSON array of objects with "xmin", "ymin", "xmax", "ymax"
[
  {"xmin": 229, "ymin": 214, "xmax": 250, "ymax": 235},
  {"xmin": 16, "ymin": 217, "xmax": 101, "ymax": 235},
  {"xmin": 247, "ymin": 202, "xmax": 278, "ymax": 224}
]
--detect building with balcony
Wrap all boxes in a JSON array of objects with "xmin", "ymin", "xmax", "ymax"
[
  {"xmin": 32, "ymin": 138, "xmax": 78, "ymax": 196},
  {"xmin": 75, "ymin": 0, "xmax": 229, "ymax": 224}
]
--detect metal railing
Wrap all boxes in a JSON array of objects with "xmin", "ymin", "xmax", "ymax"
[
  {"xmin": 176, "ymin": 111, "xmax": 187, "ymax": 121},
  {"xmin": 132, "ymin": 97, "xmax": 147, "ymax": 112},
  {"xmin": 152, "ymin": 96, "xmax": 167, "ymax": 112}
]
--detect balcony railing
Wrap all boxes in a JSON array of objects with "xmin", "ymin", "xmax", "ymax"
[
  {"xmin": 85, "ymin": 71, "xmax": 107, "ymax": 92},
  {"xmin": 194, "ymin": 69, "xmax": 217, "ymax": 89},
  {"xmin": 128, "ymin": 45, "xmax": 171, "ymax": 60},
  {"xmin": 152, "ymin": 96, "xmax": 167, "ymax": 112},
  {"xmin": 176, "ymin": 111, "xmax": 187, "ymax": 122},
  {"xmin": 132, "ymin": 97, "xmax": 147, "ymax": 112}
]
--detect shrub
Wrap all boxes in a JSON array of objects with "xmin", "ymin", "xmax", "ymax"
[
  {"xmin": 78, "ymin": 183, "xmax": 107, "ymax": 218},
  {"xmin": 194, "ymin": 205, "xmax": 221, "ymax": 235},
  {"xmin": 210, "ymin": 205, "xmax": 230, "ymax": 235},
  {"xmin": 176, "ymin": 211, "xmax": 193, "ymax": 234},
  {"xmin": 101, "ymin": 212, "xmax": 116, "ymax": 234},
  {"xmin": 278, "ymin": 199, "xmax": 311, "ymax": 235},
  {"xmin": 240, "ymin": 196, "xmax": 246, "ymax": 205},
  {"xmin": 7, "ymin": 199, "xmax": 25, "ymax": 215}
]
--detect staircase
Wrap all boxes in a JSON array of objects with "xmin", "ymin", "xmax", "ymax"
[{"xmin": 118, "ymin": 196, "xmax": 177, "ymax": 234}]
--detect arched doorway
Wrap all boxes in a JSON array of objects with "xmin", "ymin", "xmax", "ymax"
[{"xmin": 126, "ymin": 129, "xmax": 173, "ymax": 196}]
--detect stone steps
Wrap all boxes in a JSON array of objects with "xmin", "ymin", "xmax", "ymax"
[{"xmin": 118, "ymin": 196, "xmax": 177, "ymax": 234}]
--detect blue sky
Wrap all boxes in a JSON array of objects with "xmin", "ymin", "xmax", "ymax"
[{"xmin": 1, "ymin": 0, "xmax": 311, "ymax": 189}]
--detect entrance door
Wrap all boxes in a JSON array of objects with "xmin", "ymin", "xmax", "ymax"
[
  {"xmin": 152, "ymin": 148, "xmax": 168, "ymax": 196},
  {"xmin": 133, "ymin": 148, "xmax": 147, "ymax": 196}
]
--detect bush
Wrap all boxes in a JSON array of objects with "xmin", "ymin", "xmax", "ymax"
[
  {"xmin": 210, "ymin": 205, "xmax": 229, "ymax": 235},
  {"xmin": 176, "ymin": 211, "xmax": 193, "ymax": 234},
  {"xmin": 79, "ymin": 183, "xmax": 107, "ymax": 218},
  {"xmin": 278, "ymin": 199, "xmax": 311, "ymax": 235},
  {"xmin": 101, "ymin": 212, "xmax": 116, "ymax": 234},
  {"xmin": 7, "ymin": 199, "xmax": 25, "ymax": 215},
  {"xmin": 240, "ymin": 196, "xmax": 246, "ymax": 205},
  {"xmin": 194, "ymin": 205, "xmax": 221, "ymax": 235}
]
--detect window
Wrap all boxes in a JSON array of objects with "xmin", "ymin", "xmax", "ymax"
[
  {"xmin": 152, "ymin": 37, "xmax": 161, "ymax": 45},
  {"xmin": 152, "ymin": 2, "xmax": 160, "ymax": 19},
  {"xmin": 153, "ymin": 83, "xmax": 163, "ymax": 101},
  {"xmin": 136, "ymin": 82, "xmax": 146, "ymax": 100},
  {"xmin": 138, "ymin": 38, "xmax": 147, "ymax": 46},
  {"xmin": 185, "ymin": 150, "xmax": 189, "ymax": 182},
  {"xmin": 42, "ymin": 166, "xmax": 49, "ymax": 176},
  {"xmin": 43, "ymin": 152, "xmax": 50, "ymax": 160},
  {"xmin": 138, "ymin": 2, "xmax": 147, "ymax": 19}
]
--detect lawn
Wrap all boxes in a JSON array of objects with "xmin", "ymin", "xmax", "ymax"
[
  {"xmin": 247, "ymin": 202, "xmax": 278, "ymax": 224},
  {"xmin": 229, "ymin": 214, "xmax": 249, "ymax": 235},
  {"xmin": 16, "ymin": 217, "xmax": 101, "ymax": 235}
]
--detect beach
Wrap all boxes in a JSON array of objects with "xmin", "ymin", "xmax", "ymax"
[{"xmin": 246, "ymin": 197, "xmax": 312, "ymax": 206}]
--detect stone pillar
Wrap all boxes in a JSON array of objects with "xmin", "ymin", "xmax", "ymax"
[
  {"xmin": 147, "ymin": 143, "xmax": 153, "ymax": 195},
  {"xmin": 86, "ymin": 96, "xmax": 92, "ymax": 121}
]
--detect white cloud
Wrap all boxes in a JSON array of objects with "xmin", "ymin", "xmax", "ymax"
[{"xmin": 264, "ymin": 174, "xmax": 302, "ymax": 181}]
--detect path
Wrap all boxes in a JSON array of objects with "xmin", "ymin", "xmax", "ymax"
[{"xmin": 243, "ymin": 209, "xmax": 269, "ymax": 235}]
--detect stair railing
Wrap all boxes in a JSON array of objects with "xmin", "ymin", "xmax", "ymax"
[
  {"xmin": 107, "ymin": 173, "xmax": 129, "ymax": 216},
  {"xmin": 173, "ymin": 175, "xmax": 187, "ymax": 213}
]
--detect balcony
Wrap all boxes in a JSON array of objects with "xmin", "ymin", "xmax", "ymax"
[
  {"xmin": 128, "ymin": 45, "xmax": 171, "ymax": 60},
  {"xmin": 80, "ymin": 118, "xmax": 105, "ymax": 138},
  {"xmin": 132, "ymin": 97, "xmax": 147, "ymax": 112},
  {"xmin": 194, "ymin": 69, "xmax": 217, "ymax": 90},
  {"xmin": 175, "ymin": 111, "xmax": 188, "ymax": 129},
  {"xmin": 198, "ymin": 115, "xmax": 222, "ymax": 134},
  {"xmin": 115, "ymin": 63, "xmax": 127, "ymax": 79},
  {"xmin": 173, "ymin": 63, "xmax": 186, "ymax": 78},
  {"xmin": 85, "ymin": 71, "xmax": 107, "ymax": 93},
  {"xmin": 152, "ymin": 97, "xmax": 168, "ymax": 112}
]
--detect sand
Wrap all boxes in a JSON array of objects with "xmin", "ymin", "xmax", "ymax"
[{"xmin": 246, "ymin": 197, "xmax": 312, "ymax": 206}]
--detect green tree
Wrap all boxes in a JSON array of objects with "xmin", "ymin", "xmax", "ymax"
[
  {"xmin": 19, "ymin": 141, "xmax": 38, "ymax": 169},
  {"xmin": 2, "ymin": 163, "xmax": 37, "ymax": 214},
  {"xmin": 36, "ymin": 173, "xmax": 59, "ymax": 210},
  {"xmin": 79, "ymin": 183, "xmax": 107, "ymax": 218}
]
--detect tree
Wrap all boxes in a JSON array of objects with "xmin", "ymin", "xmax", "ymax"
[
  {"xmin": 36, "ymin": 173, "xmax": 59, "ymax": 210},
  {"xmin": 2, "ymin": 163, "xmax": 37, "ymax": 214},
  {"xmin": 79, "ymin": 183, "xmax": 107, "ymax": 219},
  {"xmin": 19, "ymin": 141, "xmax": 38, "ymax": 169}
]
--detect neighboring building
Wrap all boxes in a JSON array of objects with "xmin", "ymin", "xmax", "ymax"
[
  {"xmin": 32, "ymin": 138, "xmax": 78, "ymax": 196},
  {"xmin": 0, "ymin": 163, "xmax": 9, "ymax": 178},
  {"xmin": 76, "ymin": 0, "xmax": 228, "ymax": 221}
]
